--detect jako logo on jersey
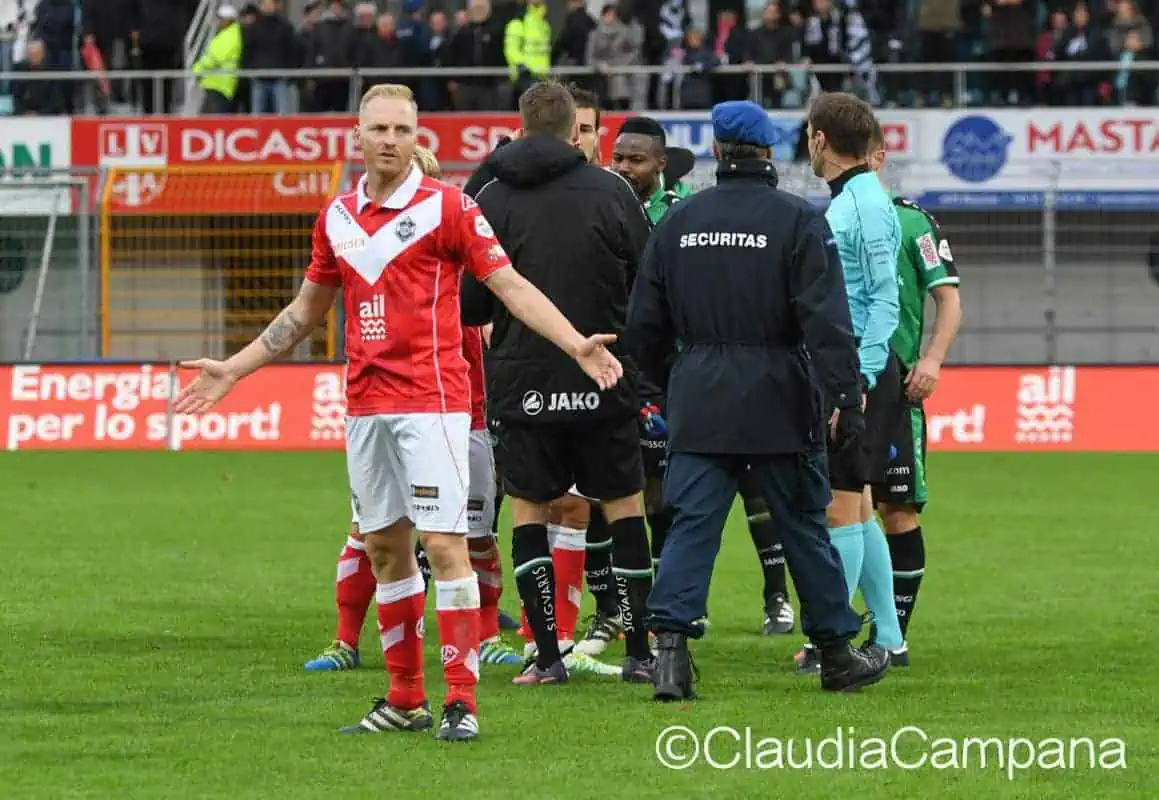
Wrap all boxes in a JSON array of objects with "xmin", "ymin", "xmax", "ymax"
[
  {"xmin": 679, "ymin": 232, "xmax": 768, "ymax": 249},
  {"xmin": 359, "ymin": 295, "xmax": 387, "ymax": 341},
  {"xmin": 522, "ymin": 390, "xmax": 544, "ymax": 416},
  {"xmin": 548, "ymin": 392, "xmax": 600, "ymax": 412},
  {"xmin": 441, "ymin": 644, "xmax": 459, "ymax": 665},
  {"xmin": 415, "ymin": 618, "xmax": 425, "ymax": 638}
]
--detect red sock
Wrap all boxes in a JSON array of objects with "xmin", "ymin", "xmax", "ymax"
[
  {"xmin": 550, "ymin": 524, "xmax": 587, "ymax": 644},
  {"xmin": 469, "ymin": 538, "xmax": 503, "ymax": 642},
  {"xmin": 336, "ymin": 537, "xmax": 376, "ymax": 649},
  {"xmin": 518, "ymin": 606, "xmax": 533, "ymax": 643},
  {"xmin": 376, "ymin": 574, "xmax": 427, "ymax": 711},
  {"xmin": 435, "ymin": 576, "xmax": 481, "ymax": 714}
]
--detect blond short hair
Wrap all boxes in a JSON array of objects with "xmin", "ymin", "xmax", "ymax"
[
  {"xmin": 359, "ymin": 83, "xmax": 417, "ymax": 113},
  {"xmin": 412, "ymin": 145, "xmax": 441, "ymax": 178}
]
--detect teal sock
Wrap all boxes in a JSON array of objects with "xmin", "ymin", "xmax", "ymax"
[
  {"xmin": 827, "ymin": 523, "xmax": 864, "ymax": 604},
  {"xmin": 860, "ymin": 517, "xmax": 904, "ymax": 649}
]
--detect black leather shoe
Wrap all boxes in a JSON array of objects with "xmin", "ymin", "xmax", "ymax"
[
  {"xmin": 820, "ymin": 641, "xmax": 890, "ymax": 692},
  {"xmin": 652, "ymin": 632, "xmax": 696, "ymax": 701}
]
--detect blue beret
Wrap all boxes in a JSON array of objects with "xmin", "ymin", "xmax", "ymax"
[{"xmin": 711, "ymin": 101, "xmax": 777, "ymax": 148}]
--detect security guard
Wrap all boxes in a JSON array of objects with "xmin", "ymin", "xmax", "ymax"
[{"xmin": 626, "ymin": 100, "xmax": 891, "ymax": 699}]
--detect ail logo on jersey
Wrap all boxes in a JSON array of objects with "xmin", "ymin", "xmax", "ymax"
[{"xmin": 359, "ymin": 295, "xmax": 387, "ymax": 341}]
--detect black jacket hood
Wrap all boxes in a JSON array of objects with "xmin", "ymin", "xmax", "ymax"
[
  {"xmin": 663, "ymin": 146, "xmax": 695, "ymax": 186},
  {"xmin": 485, "ymin": 134, "xmax": 587, "ymax": 188}
]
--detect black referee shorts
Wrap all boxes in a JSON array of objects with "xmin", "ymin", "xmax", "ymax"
[
  {"xmin": 493, "ymin": 416, "xmax": 645, "ymax": 504},
  {"xmin": 828, "ymin": 351, "xmax": 904, "ymax": 493}
]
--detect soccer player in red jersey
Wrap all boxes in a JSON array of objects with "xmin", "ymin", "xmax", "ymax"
[
  {"xmin": 176, "ymin": 85, "xmax": 623, "ymax": 742},
  {"xmin": 304, "ymin": 146, "xmax": 521, "ymax": 674}
]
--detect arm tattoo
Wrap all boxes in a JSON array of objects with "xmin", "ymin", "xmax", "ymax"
[{"xmin": 259, "ymin": 309, "xmax": 305, "ymax": 356}]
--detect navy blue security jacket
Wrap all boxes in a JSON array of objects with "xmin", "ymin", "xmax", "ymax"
[{"xmin": 625, "ymin": 159, "xmax": 861, "ymax": 456}]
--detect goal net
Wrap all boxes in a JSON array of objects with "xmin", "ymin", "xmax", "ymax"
[{"xmin": 99, "ymin": 163, "xmax": 345, "ymax": 360}]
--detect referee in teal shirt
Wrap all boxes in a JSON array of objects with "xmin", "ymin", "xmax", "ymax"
[{"xmin": 795, "ymin": 92, "xmax": 906, "ymax": 675}]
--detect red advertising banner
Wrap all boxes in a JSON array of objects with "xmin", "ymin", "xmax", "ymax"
[
  {"xmin": 0, "ymin": 363, "xmax": 343, "ymax": 451},
  {"xmin": 1, "ymin": 363, "xmax": 1155, "ymax": 452},
  {"xmin": 70, "ymin": 113, "xmax": 914, "ymax": 213},
  {"xmin": 71, "ymin": 113, "xmax": 633, "ymax": 214}
]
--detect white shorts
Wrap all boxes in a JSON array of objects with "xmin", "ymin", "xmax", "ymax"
[
  {"xmin": 346, "ymin": 412, "xmax": 470, "ymax": 534},
  {"xmin": 467, "ymin": 428, "xmax": 496, "ymax": 539}
]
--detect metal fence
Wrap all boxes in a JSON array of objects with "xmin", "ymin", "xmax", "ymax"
[
  {"xmin": 0, "ymin": 160, "xmax": 1156, "ymax": 365},
  {"xmin": 4, "ymin": 60, "xmax": 1159, "ymax": 114}
]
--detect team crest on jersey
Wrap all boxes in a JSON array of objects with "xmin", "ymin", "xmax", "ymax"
[
  {"xmin": 474, "ymin": 215, "xmax": 494, "ymax": 238},
  {"xmin": 395, "ymin": 216, "xmax": 416, "ymax": 242}
]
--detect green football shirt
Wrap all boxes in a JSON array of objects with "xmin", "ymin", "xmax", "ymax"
[
  {"xmin": 890, "ymin": 197, "xmax": 961, "ymax": 370},
  {"xmin": 643, "ymin": 175, "xmax": 693, "ymax": 226}
]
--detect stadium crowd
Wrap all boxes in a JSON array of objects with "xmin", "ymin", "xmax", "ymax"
[{"xmin": 1, "ymin": 0, "xmax": 1158, "ymax": 115}]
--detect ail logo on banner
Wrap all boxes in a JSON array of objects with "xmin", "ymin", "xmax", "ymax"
[{"xmin": 1, "ymin": 364, "xmax": 1156, "ymax": 453}]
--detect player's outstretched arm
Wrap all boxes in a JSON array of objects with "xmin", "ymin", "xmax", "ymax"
[
  {"xmin": 175, "ymin": 279, "xmax": 339, "ymax": 414},
  {"xmin": 483, "ymin": 265, "xmax": 623, "ymax": 391}
]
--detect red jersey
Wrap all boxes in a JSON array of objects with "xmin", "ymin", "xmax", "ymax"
[
  {"xmin": 305, "ymin": 167, "xmax": 510, "ymax": 416},
  {"xmin": 462, "ymin": 325, "xmax": 486, "ymax": 431}
]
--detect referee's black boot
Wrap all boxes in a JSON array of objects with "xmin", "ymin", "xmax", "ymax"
[
  {"xmin": 819, "ymin": 641, "xmax": 890, "ymax": 693},
  {"xmin": 652, "ymin": 632, "xmax": 696, "ymax": 702}
]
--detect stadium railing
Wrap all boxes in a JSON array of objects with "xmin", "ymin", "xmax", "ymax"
[{"xmin": 3, "ymin": 59, "xmax": 1159, "ymax": 114}]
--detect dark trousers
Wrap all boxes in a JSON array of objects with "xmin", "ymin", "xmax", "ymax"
[
  {"xmin": 647, "ymin": 447, "xmax": 861, "ymax": 648},
  {"xmin": 200, "ymin": 89, "xmax": 233, "ymax": 114}
]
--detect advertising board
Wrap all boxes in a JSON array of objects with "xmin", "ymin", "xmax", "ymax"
[{"xmin": 3, "ymin": 363, "xmax": 1153, "ymax": 452}]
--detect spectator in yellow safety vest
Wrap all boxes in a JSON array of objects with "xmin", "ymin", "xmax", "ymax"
[
  {"xmin": 504, "ymin": 0, "xmax": 551, "ymax": 104},
  {"xmin": 193, "ymin": 5, "xmax": 245, "ymax": 113}
]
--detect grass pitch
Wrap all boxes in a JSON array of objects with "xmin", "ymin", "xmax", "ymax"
[{"xmin": 1, "ymin": 452, "xmax": 1156, "ymax": 799}]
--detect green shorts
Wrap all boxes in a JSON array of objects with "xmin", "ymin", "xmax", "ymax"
[{"xmin": 872, "ymin": 400, "xmax": 928, "ymax": 512}]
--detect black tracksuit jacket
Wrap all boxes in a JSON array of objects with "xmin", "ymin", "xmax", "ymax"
[{"xmin": 462, "ymin": 134, "xmax": 651, "ymax": 425}]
